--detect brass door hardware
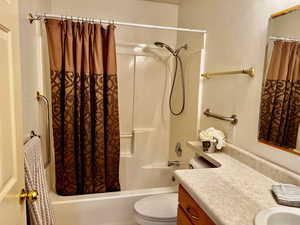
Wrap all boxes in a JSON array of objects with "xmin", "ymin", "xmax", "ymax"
[{"xmin": 19, "ymin": 189, "xmax": 38, "ymax": 204}]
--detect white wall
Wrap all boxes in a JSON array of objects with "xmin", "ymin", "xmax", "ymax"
[
  {"xmin": 177, "ymin": 0, "xmax": 300, "ymax": 174},
  {"xmin": 19, "ymin": 0, "xmax": 51, "ymax": 138},
  {"xmin": 19, "ymin": 0, "xmax": 51, "ymax": 168},
  {"xmin": 50, "ymin": 0, "xmax": 178, "ymax": 45}
]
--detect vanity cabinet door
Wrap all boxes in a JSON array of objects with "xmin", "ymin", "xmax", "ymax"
[
  {"xmin": 177, "ymin": 206, "xmax": 194, "ymax": 225},
  {"xmin": 178, "ymin": 185, "xmax": 216, "ymax": 225}
]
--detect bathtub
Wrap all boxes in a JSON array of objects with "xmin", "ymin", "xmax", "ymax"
[
  {"xmin": 48, "ymin": 139, "xmax": 186, "ymax": 225},
  {"xmin": 50, "ymin": 186, "xmax": 178, "ymax": 225}
]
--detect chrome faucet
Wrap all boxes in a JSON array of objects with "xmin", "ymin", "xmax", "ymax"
[{"xmin": 168, "ymin": 160, "xmax": 181, "ymax": 167}]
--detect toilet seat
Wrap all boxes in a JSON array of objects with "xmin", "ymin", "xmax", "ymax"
[{"xmin": 134, "ymin": 193, "xmax": 178, "ymax": 224}]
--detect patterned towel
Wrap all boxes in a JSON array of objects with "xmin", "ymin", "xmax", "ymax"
[
  {"xmin": 24, "ymin": 136, "xmax": 55, "ymax": 225},
  {"xmin": 272, "ymin": 184, "xmax": 300, "ymax": 207}
]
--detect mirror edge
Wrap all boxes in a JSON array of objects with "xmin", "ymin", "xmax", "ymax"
[{"xmin": 271, "ymin": 4, "xmax": 300, "ymax": 19}]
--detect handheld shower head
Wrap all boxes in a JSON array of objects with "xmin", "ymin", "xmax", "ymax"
[
  {"xmin": 153, "ymin": 41, "xmax": 187, "ymax": 116},
  {"xmin": 154, "ymin": 42, "xmax": 188, "ymax": 56},
  {"xmin": 154, "ymin": 41, "xmax": 176, "ymax": 56}
]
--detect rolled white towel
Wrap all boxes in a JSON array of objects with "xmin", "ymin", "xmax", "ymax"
[
  {"xmin": 199, "ymin": 127, "xmax": 225, "ymax": 150},
  {"xmin": 272, "ymin": 184, "xmax": 300, "ymax": 207}
]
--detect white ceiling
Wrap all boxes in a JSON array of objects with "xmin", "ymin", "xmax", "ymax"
[{"xmin": 142, "ymin": 0, "xmax": 181, "ymax": 5}]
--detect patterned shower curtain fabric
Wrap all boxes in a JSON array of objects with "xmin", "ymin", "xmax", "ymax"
[
  {"xmin": 45, "ymin": 19, "xmax": 120, "ymax": 195},
  {"xmin": 259, "ymin": 40, "xmax": 300, "ymax": 149}
]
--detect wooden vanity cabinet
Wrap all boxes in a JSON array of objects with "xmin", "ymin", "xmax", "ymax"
[{"xmin": 177, "ymin": 185, "xmax": 216, "ymax": 225}]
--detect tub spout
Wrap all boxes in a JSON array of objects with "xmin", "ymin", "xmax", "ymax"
[{"xmin": 168, "ymin": 160, "xmax": 181, "ymax": 167}]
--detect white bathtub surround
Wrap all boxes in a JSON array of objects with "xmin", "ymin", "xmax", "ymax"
[
  {"xmin": 117, "ymin": 44, "xmax": 173, "ymax": 190},
  {"xmin": 50, "ymin": 186, "xmax": 177, "ymax": 225},
  {"xmin": 175, "ymin": 141, "xmax": 300, "ymax": 225}
]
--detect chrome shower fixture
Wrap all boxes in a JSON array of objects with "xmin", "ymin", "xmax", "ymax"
[
  {"xmin": 175, "ymin": 142, "xmax": 182, "ymax": 157},
  {"xmin": 154, "ymin": 41, "xmax": 188, "ymax": 116},
  {"xmin": 154, "ymin": 42, "xmax": 188, "ymax": 56},
  {"xmin": 154, "ymin": 41, "xmax": 176, "ymax": 55}
]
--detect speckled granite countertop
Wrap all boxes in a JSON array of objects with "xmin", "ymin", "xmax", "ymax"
[{"xmin": 174, "ymin": 142, "xmax": 279, "ymax": 225}]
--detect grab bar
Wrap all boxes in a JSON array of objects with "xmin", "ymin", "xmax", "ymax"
[
  {"xmin": 201, "ymin": 67, "xmax": 255, "ymax": 79},
  {"xmin": 203, "ymin": 108, "xmax": 238, "ymax": 125},
  {"xmin": 37, "ymin": 92, "xmax": 51, "ymax": 168}
]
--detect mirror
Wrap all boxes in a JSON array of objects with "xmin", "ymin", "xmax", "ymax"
[{"xmin": 259, "ymin": 5, "xmax": 300, "ymax": 155}]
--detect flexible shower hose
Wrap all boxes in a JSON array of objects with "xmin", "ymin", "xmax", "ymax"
[{"xmin": 169, "ymin": 55, "xmax": 185, "ymax": 116}]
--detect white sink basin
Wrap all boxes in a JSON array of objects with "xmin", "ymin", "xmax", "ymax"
[{"xmin": 255, "ymin": 207, "xmax": 300, "ymax": 225}]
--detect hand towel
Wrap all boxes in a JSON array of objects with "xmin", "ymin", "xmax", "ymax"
[
  {"xmin": 24, "ymin": 136, "xmax": 55, "ymax": 225},
  {"xmin": 272, "ymin": 184, "xmax": 300, "ymax": 207}
]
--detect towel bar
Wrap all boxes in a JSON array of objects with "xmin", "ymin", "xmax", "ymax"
[{"xmin": 201, "ymin": 67, "xmax": 255, "ymax": 79}]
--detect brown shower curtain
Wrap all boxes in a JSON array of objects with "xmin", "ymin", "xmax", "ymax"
[
  {"xmin": 259, "ymin": 40, "xmax": 300, "ymax": 149},
  {"xmin": 45, "ymin": 19, "xmax": 120, "ymax": 195}
]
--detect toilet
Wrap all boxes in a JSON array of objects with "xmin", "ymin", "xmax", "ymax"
[{"xmin": 134, "ymin": 193, "xmax": 178, "ymax": 225}]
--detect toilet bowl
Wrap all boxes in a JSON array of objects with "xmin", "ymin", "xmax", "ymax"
[{"xmin": 134, "ymin": 193, "xmax": 178, "ymax": 225}]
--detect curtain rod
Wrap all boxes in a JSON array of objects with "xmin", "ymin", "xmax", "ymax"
[
  {"xmin": 28, "ymin": 13, "xmax": 207, "ymax": 33},
  {"xmin": 269, "ymin": 36, "xmax": 300, "ymax": 42}
]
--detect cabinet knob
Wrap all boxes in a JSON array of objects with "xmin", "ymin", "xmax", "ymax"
[{"xmin": 187, "ymin": 207, "xmax": 200, "ymax": 220}]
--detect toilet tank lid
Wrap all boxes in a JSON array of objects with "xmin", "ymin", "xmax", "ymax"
[{"xmin": 134, "ymin": 193, "xmax": 178, "ymax": 220}]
